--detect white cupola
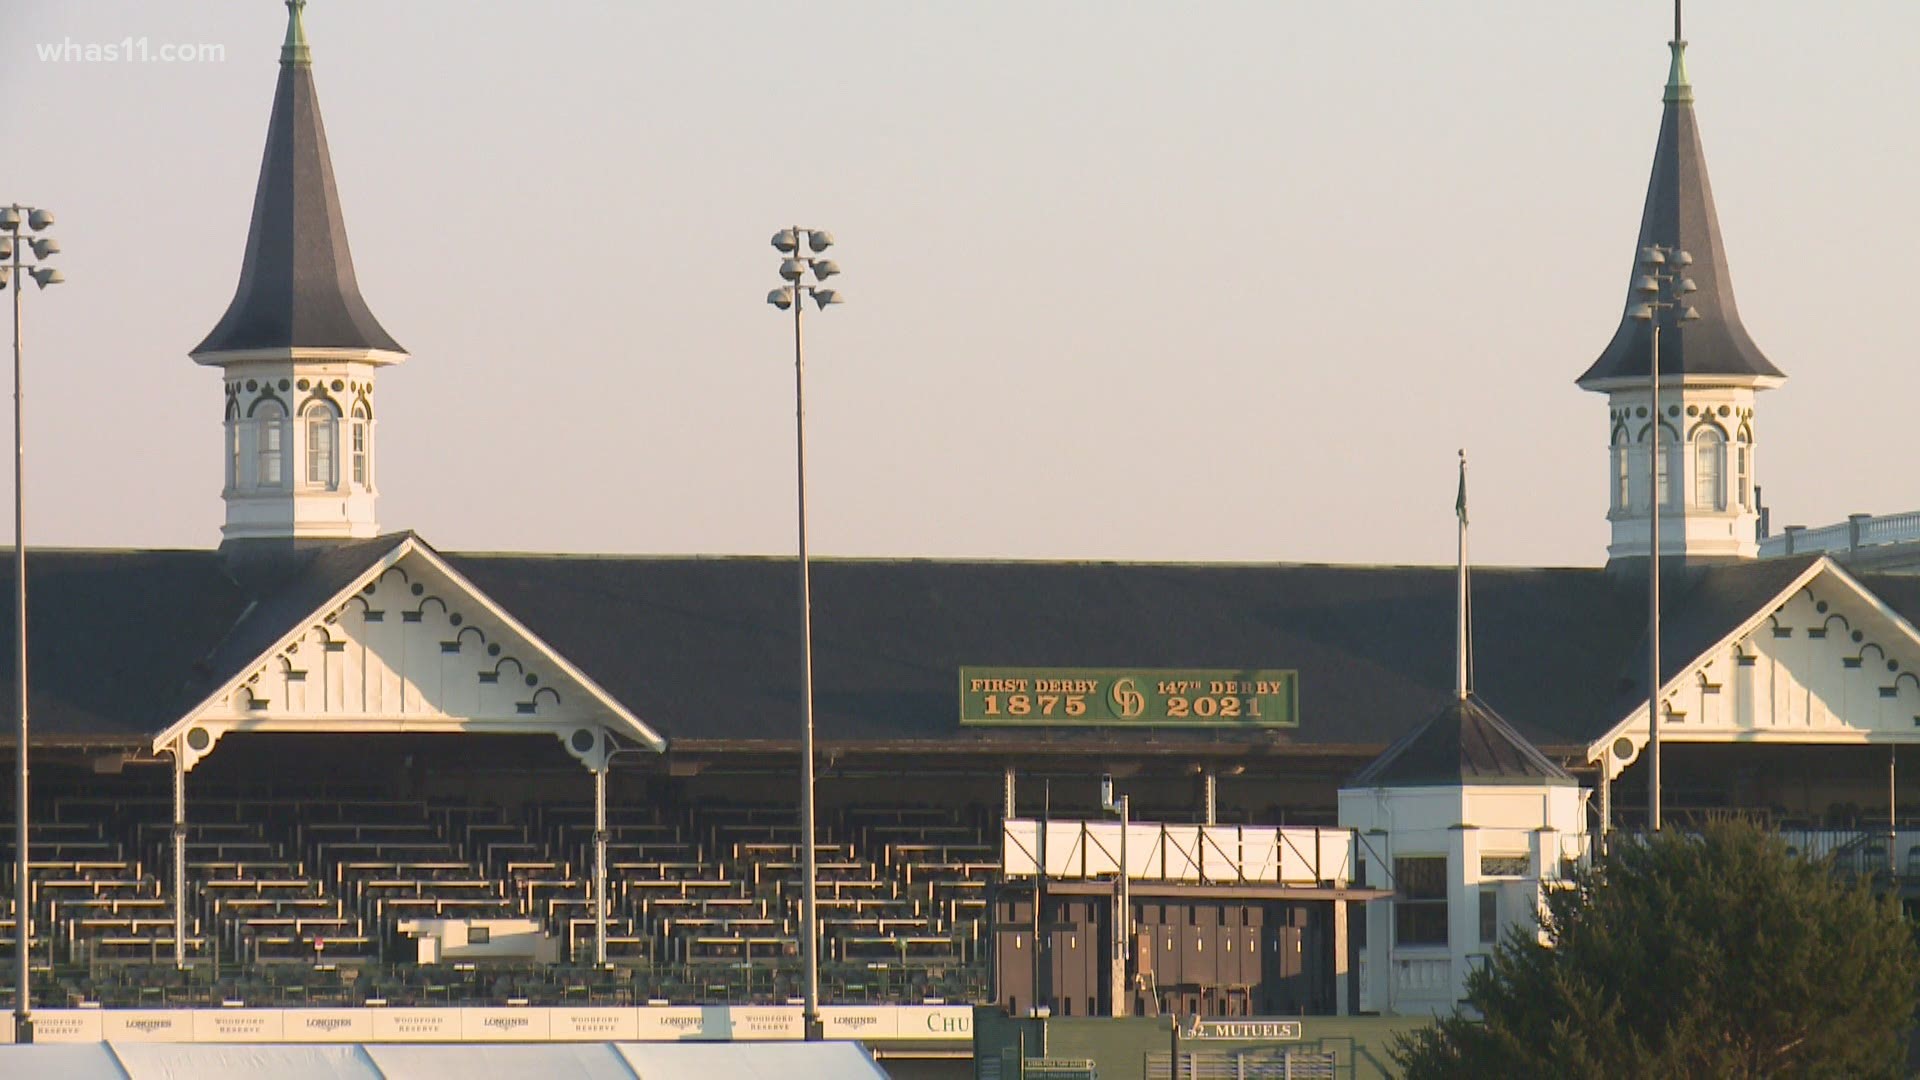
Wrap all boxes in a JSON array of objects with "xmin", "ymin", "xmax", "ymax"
[
  {"xmin": 1578, "ymin": 35, "xmax": 1783, "ymax": 565},
  {"xmin": 191, "ymin": 0, "xmax": 406, "ymax": 550}
]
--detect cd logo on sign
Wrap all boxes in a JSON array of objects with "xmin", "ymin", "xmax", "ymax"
[{"xmin": 1110, "ymin": 678, "xmax": 1146, "ymax": 719}]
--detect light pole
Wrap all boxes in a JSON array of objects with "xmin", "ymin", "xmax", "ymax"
[
  {"xmin": 1630, "ymin": 243, "xmax": 1697, "ymax": 833},
  {"xmin": 1099, "ymin": 775, "xmax": 1130, "ymax": 1017},
  {"xmin": 4, "ymin": 202, "xmax": 64, "ymax": 1044},
  {"xmin": 767, "ymin": 228, "xmax": 843, "ymax": 1040}
]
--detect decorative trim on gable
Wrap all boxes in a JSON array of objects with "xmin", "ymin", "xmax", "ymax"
[
  {"xmin": 1588, "ymin": 558, "xmax": 1920, "ymax": 772},
  {"xmin": 155, "ymin": 536, "xmax": 664, "ymax": 771}
]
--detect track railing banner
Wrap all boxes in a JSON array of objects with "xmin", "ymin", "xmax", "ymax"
[{"xmin": 0, "ymin": 1003, "xmax": 975, "ymax": 1045}]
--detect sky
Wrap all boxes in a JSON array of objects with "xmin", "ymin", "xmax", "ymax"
[{"xmin": 1, "ymin": 1, "xmax": 1917, "ymax": 568}]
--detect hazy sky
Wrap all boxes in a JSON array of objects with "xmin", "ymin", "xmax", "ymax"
[{"xmin": 2, "ymin": 2, "xmax": 1917, "ymax": 567}]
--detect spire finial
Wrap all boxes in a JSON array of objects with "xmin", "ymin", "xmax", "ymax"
[
  {"xmin": 282, "ymin": 0, "xmax": 311, "ymax": 67},
  {"xmin": 1665, "ymin": 1, "xmax": 1692, "ymax": 105}
]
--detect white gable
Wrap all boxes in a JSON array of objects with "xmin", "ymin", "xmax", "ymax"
[
  {"xmin": 156, "ymin": 538, "xmax": 663, "ymax": 770},
  {"xmin": 1594, "ymin": 560, "xmax": 1920, "ymax": 775}
]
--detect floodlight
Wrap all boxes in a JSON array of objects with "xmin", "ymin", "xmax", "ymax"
[
  {"xmin": 1673, "ymin": 250, "xmax": 1693, "ymax": 266},
  {"xmin": 0, "ymin": 268, "xmax": 9, "ymax": 289},
  {"xmin": 806, "ymin": 230, "xmax": 834, "ymax": 253},
  {"xmin": 772, "ymin": 229, "xmax": 798, "ymax": 253},
  {"xmin": 811, "ymin": 260, "xmax": 839, "ymax": 281},
  {"xmin": 1637, "ymin": 246, "xmax": 1665, "ymax": 266},
  {"xmin": 779, "ymin": 258, "xmax": 807, "ymax": 282},
  {"xmin": 1634, "ymin": 275, "xmax": 1660, "ymax": 295},
  {"xmin": 767, "ymin": 286, "xmax": 794, "ymax": 310},
  {"xmin": 29, "ymin": 267, "xmax": 63, "ymax": 289},
  {"xmin": 26, "ymin": 209, "xmax": 53, "ymax": 232},
  {"xmin": 1629, "ymin": 303, "xmax": 1654, "ymax": 321},
  {"xmin": 30, "ymin": 238, "xmax": 59, "ymax": 260},
  {"xmin": 0, "ymin": 239, "xmax": 11, "ymax": 261},
  {"xmin": 0, "ymin": 208, "xmax": 18, "ymax": 230},
  {"xmin": 1680, "ymin": 306, "xmax": 1700, "ymax": 322},
  {"xmin": 812, "ymin": 288, "xmax": 843, "ymax": 309},
  {"xmin": 1676, "ymin": 277, "xmax": 1697, "ymax": 294}
]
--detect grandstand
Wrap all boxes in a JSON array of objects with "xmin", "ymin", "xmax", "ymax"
[{"xmin": 1, "ymin": 735, "xmax": 1001, "ymax": 1012}]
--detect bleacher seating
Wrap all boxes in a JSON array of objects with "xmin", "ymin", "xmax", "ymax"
[{"xmin": 0, "ymin": 787, "xmax": 997, "ymax": 1007}]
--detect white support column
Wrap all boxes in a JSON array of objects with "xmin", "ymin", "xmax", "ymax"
[
  {"xmin": 1203, "ymin": 771, "xmax": 1217, "ymax": 827},
  {"xmin": 1366, "ymin": 829, "xmax": 1392, "ymax": 1015},
  {"xmin": 1004, "ymin": 767, "xmax": 1016, "ymax": 821},
  {"xmin": 1599, "ymin": 750, "xmax": 1612, "ymax": 852},
  {"xmin": 172, "ymin": 741, "xmax": 187, "ymax": 969},
  {"xmin": 593, "ymin": 763, "xmax": 609, "ymax": 967},
  {"xmin": 1110, "ymin": 794, "xmax": 1131, "ymax": 1017},
  {"xmin": 1890, "ymin": 746, "xmax": 1899, "ymax": 877},
  {"xmin": 1332, "ymin": 900, "xmax": 1350, "ymax": 1017}
]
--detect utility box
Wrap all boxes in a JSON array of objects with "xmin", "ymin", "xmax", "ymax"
[{"xmin": 397, "ymin": 918, "xmax": 559, "ymax": 964}]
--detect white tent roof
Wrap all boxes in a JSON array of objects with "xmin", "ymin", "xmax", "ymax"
[
  {"xmin": 616, "ymin": 1041, "xmax": 888, "ymax": 1078},
  {"xmin": 0, "ymin": 1041, "xmax": 888, "ymax": 1079},
  {"xmin": 0, "ymin": 1042, "xmax": 130, "ymax": 1078},
  {"xmin": 111, "ymin": 1043, "xmax": 381, "ymax": 1079},
  {"xmin": 365, "ymin": 1043, "xmax": 636, "ymax": 1080}
]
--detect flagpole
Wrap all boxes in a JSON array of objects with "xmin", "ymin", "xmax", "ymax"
[{"xmin": 1456, "ymin": 450, "xmax": 1469, "ymax": 701}]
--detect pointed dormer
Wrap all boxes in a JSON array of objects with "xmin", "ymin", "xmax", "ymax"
[
  {"xmin": 193, "ymin": 0, "xmax": 406, "ymax": 550},
  {"xmin": 1579, "ymin": 17, "xmax": 1783, "ymax": 565},
  {"xmin": 1348, "ymin": 696, "xmax": 1576, "ymax": 789}
]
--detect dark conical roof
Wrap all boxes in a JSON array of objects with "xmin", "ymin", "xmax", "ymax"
[
  {"xmin": 1349, "ymin": 694, "xmax": 1575, "ymax": 788},
  {"xmin": 1576, "ymin": 41, "xmax": 1780, "ymax": 389},
  {"xmin": 193, "ymin": 0, "xmax": 403, "ymax": 358}
]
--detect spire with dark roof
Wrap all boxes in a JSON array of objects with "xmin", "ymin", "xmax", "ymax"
[
  {"xmin": 1576, "ymin": 23, "xmax": 1781, "ymax": 389},
  {"xmin": 1350, "ymin": 694, "xmax": 1575, "ymax": 788},
  {"xmin": 192, "ymin": 0, "xmax": 403, "ymax": 359}
]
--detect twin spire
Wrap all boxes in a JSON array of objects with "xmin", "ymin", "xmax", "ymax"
[
  {"xmin": 1576, "ymin": 2, "xmax": 1781, "ymax": 390},
  {"xmin": 196, "ymin": 1, "xmax": 403, "ymax": 549},
  {"xmin": 193, "ymin": 0, "xmax": 402, "ymax": 361}
]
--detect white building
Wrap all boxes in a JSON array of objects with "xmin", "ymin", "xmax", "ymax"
[{"xmin": 1339, "ymin": 698, "xmax": 1586, "ymax": 1014}]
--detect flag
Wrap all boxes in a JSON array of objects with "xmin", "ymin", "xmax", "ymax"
[{"xmin": 1455, "ymin": 452, "xmax": 1468, "ymax": 526}]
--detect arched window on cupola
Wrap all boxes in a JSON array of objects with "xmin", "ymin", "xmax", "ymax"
[
  {"xmin": 304, "ymin": 402, "xmax": 339, "ymax": 490},
  {"xmin": 1693, "ymin": 426, "xmax": 1726, "ymax": 511},
  {"xmin": 225, "ymin": 397, "xmax": 241, "ymax": 493},
  {"xmin": 350, "ymin": 404, "xmax": 370, "ymax": 489},
  {"xmin": 1735, "ymin": 428, "xmax": 1752, "ymax": 510},
  {"xmin": 1611, "ymin": 429, "xmax": 1632, "ymax": 512},
  {"xmin": 1641, "ymin": 424, "xmax": 1679, "ymax": 511},
  {"xmin": 253, "ymin": 399, "xmax": 287, "ymax": 488}
]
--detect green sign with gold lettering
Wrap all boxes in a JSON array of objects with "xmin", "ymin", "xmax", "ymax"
[{"xmin": 958, "ymin": 668, "xmax": 1298, "ymax": 728}]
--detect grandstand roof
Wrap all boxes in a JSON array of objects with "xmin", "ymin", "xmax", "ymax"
[{"xmin": 0, "ymin": 539, "xmax": 1842, "ymax": 758}]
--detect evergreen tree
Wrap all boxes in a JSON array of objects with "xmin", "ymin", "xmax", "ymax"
[{"xmin": 1395, "ymin": 820, "xmax": 1918, "ymax": 1078}]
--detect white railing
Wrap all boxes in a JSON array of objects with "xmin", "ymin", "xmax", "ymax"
[
  {"xmin": 1391, "ymin": 956, "xmax": 1452, "ymax": 996},
  {"xmin": 1146, "ymin": 1051, "xmax": 1338, "ymax": 1079},
  {"xmin": 1760, "ymin": 510, "xmax": 1920, "ymax": 557},
  {"xmin": 1000, "ymin": 819, "xmax": 1356, "ymax": 886}
]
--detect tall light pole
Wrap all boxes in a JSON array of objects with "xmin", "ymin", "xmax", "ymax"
[
  {"xmin": 1630, "ymin": 243, "xmax": 1696, "ymax": 833},
  {"xmin": 767, "ymin": 228, "xmax": 843, "ymax": 1040},
  {"xmin": 4, "ymin": 202, "xmax": 64, "ymax": 1044},
  {"xmin": 1100, "ymin": 776, "xmax": 1130, "ymax": 1017}
]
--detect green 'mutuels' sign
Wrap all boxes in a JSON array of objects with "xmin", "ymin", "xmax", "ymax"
[{"xmin": 958, "ymin": 668, "xmax": 1298, "ymax": 728}]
